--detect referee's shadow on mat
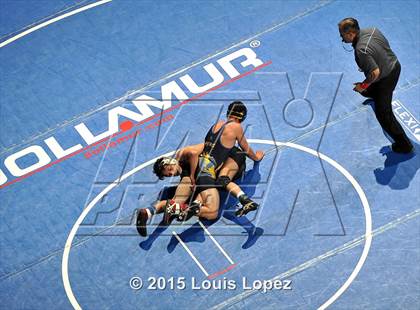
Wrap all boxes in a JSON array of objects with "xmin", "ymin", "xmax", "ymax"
[
  {"xmin": 374, "ymin": 142, "xmax": 419, "ymax": 190},
  {"xmin": 363, "ymin": 99, "xmax": 419, "ymax": 189},
  {"xmin": 165, "ymin": 162, "xmax": 264, "ymax": 253}
]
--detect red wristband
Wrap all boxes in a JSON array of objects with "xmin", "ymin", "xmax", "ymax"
[{"xmin": 360, "ymin": 82, "xmax": 370, "ymax": 90}]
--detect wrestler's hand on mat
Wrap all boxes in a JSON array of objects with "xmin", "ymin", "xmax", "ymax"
[{"xmin": 254, "ymin": 150, "xmax": 265, "ymax": 162}]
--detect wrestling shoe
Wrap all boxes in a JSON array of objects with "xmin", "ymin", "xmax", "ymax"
[
  {"xmin": 177, "ymin": 200, "xmax": 202, "ymax": 222},
  {"xmin": 235, "ymin": 195, "xmax": 259, "ymax": 217},
  {"xmin": 136, "ymin": 209, "xmax": 148, "ymax": 237},
  {"xmin": 163, "ymin": 200, "xmax": 187, "ymax": 225}
]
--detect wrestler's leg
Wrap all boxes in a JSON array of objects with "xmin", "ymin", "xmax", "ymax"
[
  {"xmin": 137, "ymin": 177, "xmax": 192, "ymax": 236},
  {"xmin": 148, "ymin": 176, "xmax": 192, "ymax": 215},
  {"xmin": 217, "ymin": 157, "xmax": 241, "ymax": 196},
  {"xmin": 195, "ymin": 188, "xmax": 220, "ymax": 220},
  {"xmin": 218, "ymin": 155, "xmax": 259, "ymax": 217}
]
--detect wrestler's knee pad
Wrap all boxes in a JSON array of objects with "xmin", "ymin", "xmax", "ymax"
[{"xmin": 215, "ymin": 175, "xmax": 231, "ymax": 190}]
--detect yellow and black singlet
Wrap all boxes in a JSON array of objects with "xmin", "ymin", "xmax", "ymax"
[{"xmin": 198, "ymin": 121, "xmax": 234, "ymax": 179}]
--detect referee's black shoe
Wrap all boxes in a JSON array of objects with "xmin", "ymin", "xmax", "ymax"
[{"xmin": 392, "ymin": 142, "xmax": 414, "ymax": 154}]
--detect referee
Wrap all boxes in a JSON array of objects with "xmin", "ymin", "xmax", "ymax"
[{"xmin": 338, "ymin": 17, "xmax": 413, "ymax": 154}]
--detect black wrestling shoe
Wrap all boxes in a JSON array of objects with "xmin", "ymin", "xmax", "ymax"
[
  {"xmin": 136, "ymin": 209, "xmax": 148, "ymax": 237},
  {"xmin": 235, "ymin": 195, "xmax": 259, "ymax": 217},
  {"xmin": 392, "ymin": 142, "xmax": 413, "ymax": 154}
]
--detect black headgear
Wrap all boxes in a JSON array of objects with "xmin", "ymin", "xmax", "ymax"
[{"xmin": 227, "ymin": 101, "xmax": 247, "ymax": 122}]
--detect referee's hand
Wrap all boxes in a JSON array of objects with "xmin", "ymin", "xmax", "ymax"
[{"xmin": 353, "ymin": 82, "xmax": 366, "ymax": 93}]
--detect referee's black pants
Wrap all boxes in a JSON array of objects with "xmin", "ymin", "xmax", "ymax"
[{"xmin": 361, "ymin": 61, "xmax": 412, "ymax": 149}]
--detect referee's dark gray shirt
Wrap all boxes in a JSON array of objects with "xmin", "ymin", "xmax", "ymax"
[{"xmin": 353, "ymin": 28, "xmax": 398, "ymax": 82}]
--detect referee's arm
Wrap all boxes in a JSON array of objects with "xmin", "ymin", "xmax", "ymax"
[{"xmin": 354, "ymin": 52, "xmax": 381, "ymax": 92}]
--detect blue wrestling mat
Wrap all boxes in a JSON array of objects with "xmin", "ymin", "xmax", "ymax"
[{"xmin": 0, "ymin": 0, "xmax": 419, "ymax": 309}]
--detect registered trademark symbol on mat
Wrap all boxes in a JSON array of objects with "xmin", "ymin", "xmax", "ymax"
[{"xmin": 250, "ymin": 40, "xmax": 260, "ymax": 48}]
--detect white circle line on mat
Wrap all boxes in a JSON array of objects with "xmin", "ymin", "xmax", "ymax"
[{"xmin": 61, "ymin": 139, "xmax": 372, "ymax": 310}]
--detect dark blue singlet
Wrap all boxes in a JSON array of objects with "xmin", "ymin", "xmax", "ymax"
[{"xmin": 198, "ymin": 121, "xmax": 233, "ymax": 178}]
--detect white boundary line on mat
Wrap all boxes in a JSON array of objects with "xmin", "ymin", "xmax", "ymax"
[
  {"xmin": 198, "ymin": 220, "xmax": 235, "ymax": 265},
  {"xmin": 61, "ymin": 140, "xmax": 372, "ymax": 310},
  {"xmin": 172, "ymin": 232, "xmax": 209, "ymax": 277},
  {"xmin": 0, "ymin": 0, "xmax": 112, "ymax": 48},
  {"xmin": 212, "ymin": 208, "xmax": 420, "ymax": 309}
]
